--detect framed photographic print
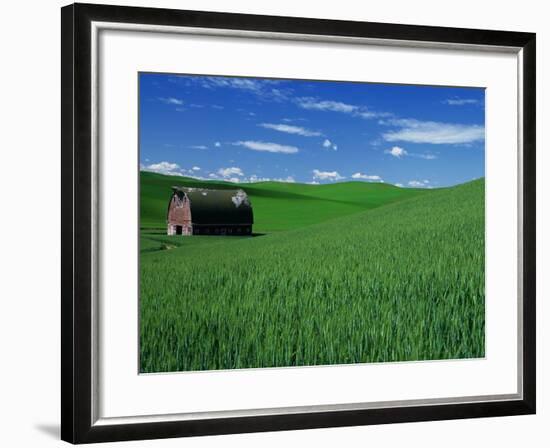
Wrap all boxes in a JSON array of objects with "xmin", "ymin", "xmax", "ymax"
[{"xmin": 61, "ymin": 2, "xmax": 536, "ymax": 444}]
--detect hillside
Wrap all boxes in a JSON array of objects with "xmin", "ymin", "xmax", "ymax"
[
  {"xmin": 140, "ymin": 171, "xmax": 430, "ymax": 232},
  {"xmin": 140, "ymin": 179, "xmax": 485, "ymax": 372}
]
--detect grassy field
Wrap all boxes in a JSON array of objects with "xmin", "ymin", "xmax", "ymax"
[
  {"xmin": 139, "ymin": 172, "xmax": 485, "ymax": 373},
  {"xmin": 140, "ymin": 171, "xmax": 428, "ymax": 232}
]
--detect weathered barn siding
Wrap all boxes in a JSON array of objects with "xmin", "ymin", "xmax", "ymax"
[
  {"xmin": 166, "ymin": 187, "xmax": 253, "ymax": 236},
  {"xmin": 167, "ymin": 190, "xmax": 192, "ymax": 235}
]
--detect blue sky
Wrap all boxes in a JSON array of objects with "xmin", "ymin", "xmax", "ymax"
[{"xmin": 139, "ymin": 73, "xmax": 485, "ymax": 188}]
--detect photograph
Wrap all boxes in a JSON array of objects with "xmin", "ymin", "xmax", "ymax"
[
  {"xmin": 0, "ymin": 0, "xmax": 542, "ymax": 445},
  {"xmin": 138, "ymin": 73, "xmax": 486, "ymax": 373}
]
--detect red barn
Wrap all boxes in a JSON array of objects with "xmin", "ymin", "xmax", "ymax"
[{"xmin": 167, "ymin": 186, "xmax": 254, "ymax": 236}]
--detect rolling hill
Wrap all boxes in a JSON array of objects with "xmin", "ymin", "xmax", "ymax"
[
  {"xmin": 139, "ymin": 177, "xmax": 485, "ymax": 372},
  {"xmin": 140, "ymin": 171, "xmax": 430, "ymax": 232}
]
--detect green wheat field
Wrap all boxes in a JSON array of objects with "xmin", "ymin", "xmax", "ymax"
[{"xmin": 139, "ymin": 171, "xmax": 485, "ymax": 373}]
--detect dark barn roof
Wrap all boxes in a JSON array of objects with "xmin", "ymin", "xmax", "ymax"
[{"xmin": 172, "ymin": 187, "xmax": 253, "ymax": 225}]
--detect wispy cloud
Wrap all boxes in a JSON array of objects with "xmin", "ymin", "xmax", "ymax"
[
  {"xmin": 191, "ymin": 166, "xmax": 201, "ymax": 171},
  {"xmin": 233, "ymin": 140, "xmax": 299, "ymax": 154},
  {"xmin": 296, "ymin": 97, "xmax": 391, "ymax": 120},
  {"xmin": 382, "ymin": 118, "xmax": 484, "ymax": 144},
  {"xmin": 312, "ymin": 169, "xmax": 345, "ymax": 181},
  {"xmin": 412, "ymin": 153, "xmax": 438, "ymax": 160},
  {"xmin": 443, "ymin": 98, "xmax": 481, "ymax": 106},
  {"xmin": 297, "ymin": 97, "xmax": 358, "ymax": 113},
  {"xmin": 189, "ymin": 76, "xmax": 292, "ymax": 102},
  {"xmin": 385, "ymin": 146, "xmax": 408, "ymax": 158},
  {"xmin": 214, "ymin": 141, "xmax": 221, "ymax": 147},
  {"xmin": 356, "ymin": 111, "xmax": 393, "ymax": 119},
  {"xmin": 188, "ymin": 103, "xmax": 225, "ymax": 110},
  {"xmin": 158, "ymin": 97, "xmax": 184, "ymax": 105},
  {"xmin": 188, "ymin": 145, "xmax": 208, "ymax": 150},
  {"xmin": 199, "ymin": 77, "xmax": 266, "ymax": 92},
  {"xmin": 281, "ymin": 117, "xmax": 307, "ymax": 123},
  {"xmin": 352, "ymin": 173, "xmax": 382, "ymax": 181},
  {"xmin": 259, "ymin": 123, "xmax": 322, "ymax": 137}
]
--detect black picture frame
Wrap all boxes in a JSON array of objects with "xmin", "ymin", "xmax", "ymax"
[{"xmin": 61, "ymin": 2, "xmax": 536, "ymax": 444}]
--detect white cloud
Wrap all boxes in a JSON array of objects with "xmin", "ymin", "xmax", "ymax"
[
  {"xmin": 218, "ymin": 167, "xmax": 244, "ymax": 178},
  {"xmin": 296, "ymin": 97, "xmax": 390, "ymax": 120},
  {"xmin": 247, "ymin": 174, "xmax": 296, "ymax": 183},
  {"xmin": 234, "ymin": 140, "xmax": 299, "ymax": 154},
  {"xmin": 297, "ymin": 97, "xmax": 358, "ymax": 113},
  {"xmin": 214, "ymin": 141, "xmax": 221, "ymax": 147},
  {"xmin": 245, "ymin": 174, "xmax": 263, "ymax": 182},
  {"xmin": 413, "ymin": 153, "xmax": 437, "ymax": 160},
  {"xmin": 382, "ymin": 118, "xmax": 485, "ymax": 144},
  {"xmin": 385, "ymin": 146, "xmax": 408, "ymax": 158},
  {"xmin": 312, "ymin": 169, "xmax": 345, "ymax": 181},
  {"xmin": 356, "ymin": 111, "xmax": 393, "ymax": 119},
  {"xmin": 159, "ymin": 97, "xmax": 183, "ymax": 105},
  {"xmin": 322, "ymin": 139, "xmax": 338, "ymax": 151},
  {"xmin": 192, "ymin": 166, "xmax": 201, "ymax": 171},
  {"xmin": 259, "ymin": 123, "xmax": 321, "ymax": 137},
  {"xmin": 443, "ymin": 98, "xmax": 480, "ymax": 106},
  {"xmin": 188, "ymin": 145, "xmax": 208, "ymax": 150},
  {"xmin": 208, "ymin": 173, "xmax": 241, "ymax": 183},
  {"xmin": 142, "ymin": 161, "xmax": 182, "ymax": 176},
  {"xmin": 395, "ymin": 183, "xmax": 404, "ymax": 187},
  {"xmin": 352, "ymin": 173, "xmax": 382, "ymax": 181},
  {"xmin": 383, "ymin": 145, "xmax": 436, "ymax": 160},
  {"xmin": 193, "ymin": 76, "xmax": 291, "ymax": 102},
  {"xmin": 408, "ymin": 179, "xmax": 430, "ymax": 188},
  {"xmin": 201, "ymin": 77, "xmax": 264, "ymax": 92},
  {"xmin": 276, "ymin": 176, "xmax": 295, "ymax": 183},
  {"xmin": 281, "ymin": 117, "xmax": 308, "ymax": 123}
]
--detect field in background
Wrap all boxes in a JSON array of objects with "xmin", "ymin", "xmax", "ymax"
[
  {"xmin": 140, "ymin": 171, "xmax": 428, "ymax": 232},
  {"xmin": 139, "ymin": 172, "xmax": 485, "ymax": 372}
]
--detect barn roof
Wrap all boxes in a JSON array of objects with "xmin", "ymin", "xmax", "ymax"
[{"xmin": 172, "ymin": 186, "xmax": 253, "ymax": 225}]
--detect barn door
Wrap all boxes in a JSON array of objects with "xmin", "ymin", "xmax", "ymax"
[{"xmin": 176, "ymin": 225, "xmax": 182, "ymax": 235}]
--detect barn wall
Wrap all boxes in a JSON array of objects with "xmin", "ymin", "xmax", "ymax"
[
  {"xmin": 193, "ymin": 225, "xmax": 252, "ymax": 236},
  {"xmin": 167, "ymin": 193, "xmax": 193, "ymax": 235}
]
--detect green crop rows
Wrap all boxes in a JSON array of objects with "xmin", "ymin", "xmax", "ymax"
[{"xmin": 139, "ymin": 172, "xmax": 485, "ymax": 372}]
